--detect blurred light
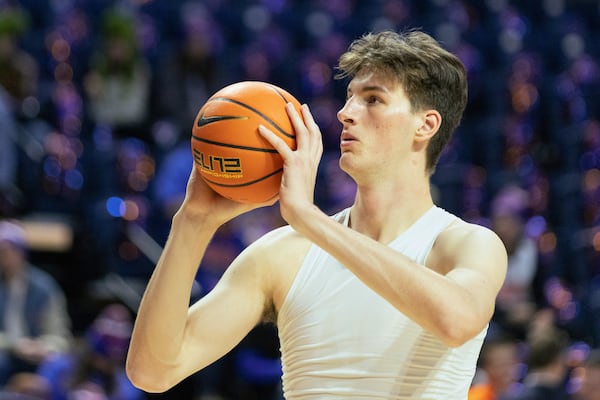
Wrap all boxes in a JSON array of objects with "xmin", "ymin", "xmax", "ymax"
[
  {"xmin": 436, "ymin": 24, "xmax": 461, "ymax": 50},
  {"xmin": 64, "ymin": 169, "xmax": 84, "ymax": 190},
  {"xmin": 122, "ymin": 200, "xmax": 140, "ymax": 221},
  {"xmin": 525, "ymin": 215, "xmax": 547, "ymax": 238},
  {"xmin": 54, "ymin": 62, "xmax": 74, "ymax": 84},
  {"xmin": 511, "ymin": 83, "xmax": 539, "ymax": 113},
  {"xmin": 306, "ymin": 61, "xmax": 332, "ymax": 93},
  {"xmin": 486, "ymin": 0, "xmax": 509, "ymax": 12},
  {"xmin": 593, "ymin": 231, "xmax": 600, "ymax": 251},
  {"xmin": 58, "ymin": 150, "xmax": 77, "ymax": 170},
  {"xmin": 151, "ymin": 121, "xmax": 179, "ymax": 149},
  {"xmin": 93, "ymin": 125, "xmax": 113, "ymax": 151},
  {"xmin": 559, "ymin": 300, "xmax": 578, "ymax": 321},
  {"xmin": 43, "ymin": 158, "xmax": 62, "ymax": 178},
  {"xmin": 118, "ymin": 241, "xmax": 139, "ymax": 261},
  {"xmin": 306, "ymin": 11, "xmax": 333, "ymax": 37},
  {"xmin": 21, "ymin": 96, "xmax": 40, "ymax": 119},
  {"xmin": 242, "ymin": 48, "xmax": 270, "ymax": 80},
  {"xmin": 371, "ymin": 17, "xmax": 395, "ymax": 33},
  {"xmin": 51, "ymin": 37, "xmax": 71, "ymax": 62},
  {"xmin": 62, "ymin": 114, "xmax": 82, "ymax": 136},
  {"xmin": 517, "ymin": 154, "xmax": 536, "ymax": 178},
  {"xmin": 582, "ymin": 169, "xmax": 600, "ymax": 191},
  {"xmin": 568, "ymin": 341, "xmax": 591, "ymax": 366},
  {"xmin": 106, "ymin": 197, "xmax": 125, "ymax": 217},
  {"xmin": 543, "ymin": 0, "xmax": 564, "ymax": 17},
  {"xmin": 137, "ymin": 156, "xmax": 155, "ymax": 178},
  {"xmin": 562, "ymin": 33, "xmax": 585, "ymax": 60},
  {"xmin": 244, "ymin": 5, "xmax": 270, "ymax": 32},
  {"xmin": 499, "ymin": 29, "xmax": 523, "ymax": 54},
  {"xmin": 128, "ymin": 171, "xmax": 149, "ymax": 192}
]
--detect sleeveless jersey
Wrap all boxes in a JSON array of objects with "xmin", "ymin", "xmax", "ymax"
[{"xmin": 277, "ymin": 206, "xmax": 487, "ymax": 399}]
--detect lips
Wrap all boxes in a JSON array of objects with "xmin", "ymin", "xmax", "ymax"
[{"xmin": 341, "ymin": 131, "xmax": 357, "ymax": 142}]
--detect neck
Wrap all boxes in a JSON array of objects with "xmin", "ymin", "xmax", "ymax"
[{"xmin": 349, "ymin": 177, "xmax": 434, "ymax": 243}]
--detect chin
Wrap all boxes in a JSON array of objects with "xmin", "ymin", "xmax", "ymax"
[{"xmin": 338, "ymin": 154, "xmax": 355, "ymax": 175}]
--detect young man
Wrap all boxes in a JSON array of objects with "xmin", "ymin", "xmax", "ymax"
[{"xmin": 126, "ymin": 30, "xmax": 508, "ymax": 399}]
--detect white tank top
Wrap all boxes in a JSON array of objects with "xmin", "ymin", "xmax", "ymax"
[{"xmin": 277, "ymin": 206, "xmax": 487, "ymax": 399}]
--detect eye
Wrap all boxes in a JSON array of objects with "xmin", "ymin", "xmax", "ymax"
[{"xmin": 366, "ymin": 95, "xmax": 381, "ymax": 104}]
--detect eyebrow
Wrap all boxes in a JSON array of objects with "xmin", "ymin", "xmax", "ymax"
[{"xmin": 347, "ymin": 85, "xmax": 389, "ymax": 95}]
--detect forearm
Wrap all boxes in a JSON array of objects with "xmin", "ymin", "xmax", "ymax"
[{"xmin": 128, "ymin": 212, "xmax": 218, "ymax": 368}]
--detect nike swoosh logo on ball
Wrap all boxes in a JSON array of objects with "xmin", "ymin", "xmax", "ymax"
[{"xmin": 197, "ymin": 113, "xmax": 248, "ymax": 127}]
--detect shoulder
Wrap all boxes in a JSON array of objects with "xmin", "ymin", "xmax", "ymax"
[
  {"xmin": 441, "ymin": 217, "xmax": 504, "ymax": 249},
  {"xmin": 248, "ymin": 224, "xmax": 310, "ymax": 257},
  {"xmin": 429, "ymin": 216, "xmax": 507, "ymax": 276},
  {"xmin": 27, "ymin": 265, "xmax": 61, "ymax": 290}
]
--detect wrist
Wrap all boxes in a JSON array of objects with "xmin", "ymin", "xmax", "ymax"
[
  {"xmin": 285, "ymin": 203, "xmax": 323, "ymax": 236},
  {"xmin": 172, "ymin": 207, "xmax": 222, "ymax": 233}
]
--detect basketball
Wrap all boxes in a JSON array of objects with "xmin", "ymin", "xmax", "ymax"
[{"xmin": 191, "ymin": 81, "xmax": 301, "ymax": 204}]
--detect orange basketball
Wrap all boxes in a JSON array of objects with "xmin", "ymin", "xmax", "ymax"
[{"xmin": 191, "ymin": 81, "xmax": 301, "ymax": 203}]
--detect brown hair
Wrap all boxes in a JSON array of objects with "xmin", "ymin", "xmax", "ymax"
[{"xmin": 336, "ymin": 30, "xmax": 468, "ymax": 174}]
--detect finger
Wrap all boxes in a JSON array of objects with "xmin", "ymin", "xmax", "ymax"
[
  {"xmin": 286, "ymin": 102, "xmax": 308, "ymax": 149},
  {"xmin": 300, "ymin": 103, "xmax": 319, "ymax": 133},
  {"xmin": 258, "ymin": 124, "xmax": 294, "ymax": 159},
  {"xmin": 300, "ymin": 104, "xmax": 323, "ymax": 156}
]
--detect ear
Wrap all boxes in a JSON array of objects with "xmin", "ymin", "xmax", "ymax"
[{"xmin": 415, "ymin": 110, "xmax": 441, "ymax": 142}]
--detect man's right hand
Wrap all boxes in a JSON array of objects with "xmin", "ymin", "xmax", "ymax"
[{"xmin": 176, "ymin": 167, "xmax": 278, "ymax": 226}]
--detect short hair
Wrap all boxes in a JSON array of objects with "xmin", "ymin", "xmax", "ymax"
[
  {"xmin": 526, "ymin": 328, "xmax": 569, "ymax": 369},
  {"xmin": 336, "ymin": 30, "xmax": 468, "ymax": 174},
  {"xmin": 477, "ymin": 332, "xmax": 518, "ymax": 367}
]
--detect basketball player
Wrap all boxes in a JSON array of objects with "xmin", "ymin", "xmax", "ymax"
[{"xmin": 126, "ymin": 30, "xmax": 508, "ymax": 398}]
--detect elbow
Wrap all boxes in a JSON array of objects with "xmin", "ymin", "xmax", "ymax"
[
  {"xmin": 126, "ymin": 355, "xmax": 178, "ymax": 393},
  {"xmin": 438, "ymin": 329, "xmax": 474, "ymax": 348},
  {"xmin": 436, "ymin": 314, "xmax": 485, "ymax": 348}
]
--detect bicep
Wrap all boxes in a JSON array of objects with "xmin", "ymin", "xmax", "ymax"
[{"xmin": 444, "ymin": 227, "xmax": 508, "ymax": 325}]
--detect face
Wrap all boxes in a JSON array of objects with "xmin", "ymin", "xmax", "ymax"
[
  {"xmin": 483, "ymin": 343, "xmax": 520, "ymax": 392},
  {"xmin": 0, "ymin": 241, "xmax": 26, "ymax": 278},
  {"xmin": 336, "ymin": 70, "xmax": 423, "ymax": 182}
]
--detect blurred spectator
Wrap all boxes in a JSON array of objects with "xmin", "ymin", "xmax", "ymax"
[
  {"xmin": 490, "ymin": 184, "xmax": 540, "ymax": 337},
  {"xmin": 0, "ymin": 219, "xmax": 72, "ymax": 385},
  {"xmin": 2, "ymin": 371, "xmax": 51, "ymax": 399},
  {"xmin": 504, "ymin": 326, "xmax": 572, "ymax": 400},
  {"xmin": 0, "ymin": 86, "xmax": 19, "ymax": 217},
  {"xmin": 574, "ymin": 349, "xmax": 600, "ymax": 400},
  {"xmin": 0, "ymin": 7, "xmax": 38, "ymax": 114},
  {"xmin": 233, "ymin": 323, "xmax": 283, "ymax": 400},
  {"xmin": 469, "ymin": 333, "xmax": 522, "ymax": 400},
  {"xmin": 152, "ymin": 2, "xmax": 223, "ymax": 144},
  {"xmin": 0, "ymin": 0, "xmax": 599, "ymax": 397},
  {"xmin": 83, "ymin": 9, "xmax": 152, "ymax": 140},
  {"xmin": 37, "ymin": 303, "xmax": 143, "ymax": 400},
  {"xmin": 152, "ymin": 141, "xmax": 193, "ymax": 223}
]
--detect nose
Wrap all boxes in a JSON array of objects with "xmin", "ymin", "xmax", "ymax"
[{"xmin": 337, "ymin": 98, "xmax": 355, "ymax": 125}]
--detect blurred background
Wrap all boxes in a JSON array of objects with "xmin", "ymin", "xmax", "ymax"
[{"xmin": 0, "ymin": 0, "xmax": 599, "ymax": 399}]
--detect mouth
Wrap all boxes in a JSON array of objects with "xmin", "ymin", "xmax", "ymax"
[{"xmin": 340, "ymin": 131, "xmax": 357, "ymax": 144}]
